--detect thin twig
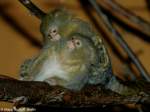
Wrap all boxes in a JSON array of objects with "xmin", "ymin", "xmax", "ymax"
[
  {"xmin": 88, "ymin": 0, "xmax": 150, "ymax": 82},
  {"xmin": 18, "ymin": 0, "xmax": 46, "ymax": 19},
  {"xmin": 0, "ymin": 6, "xmax": 42, "ymax": 47},
  {"xmin": 98, "ymin": 0, "xmax": 150, "ymax": 38}
]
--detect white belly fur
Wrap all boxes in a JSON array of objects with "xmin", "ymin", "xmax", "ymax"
[{"xmin": 34, "ymin": 55, "xmax": 69, "ymax": 81}]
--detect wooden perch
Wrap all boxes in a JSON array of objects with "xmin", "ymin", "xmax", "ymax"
[{"xmin": 0, "ymin": 76, "xmax": 150, "ymax": 107}]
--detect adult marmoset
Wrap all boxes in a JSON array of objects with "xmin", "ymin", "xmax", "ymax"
[
  {"xmin": 20, "ymin": 8, "xmax": 148, "ymax": 96},
  {"xmin": 20, "ymin": 9, "xmax": 111, "ymax": 90}
]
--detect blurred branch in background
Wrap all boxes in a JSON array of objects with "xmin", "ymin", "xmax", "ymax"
[
  {"xmin": 18, "ymin": 0, "xmax": 46, "ymax": 19},
  {"xmin": 98, "ymin": 0, "xmax": 150, "ymax": 42},
  {"xmin": 146, "ymin": 0, "xmax": 150, "ymax": 11},
  {"xmin": 0, "ymin": 2, "xmax": 42, "ymax": 48}
]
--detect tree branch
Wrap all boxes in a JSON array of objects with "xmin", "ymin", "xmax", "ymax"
[
  {"xmin": 0, "ymin": 76, "xmax": 150, "ymax": 107},
  {"xmin": 98, "ymin": 0, "xmax": 150, "ymax": 38},
  {"xmin": 18, "ymin": 0, "xmax": 46, "ymax": 19}
]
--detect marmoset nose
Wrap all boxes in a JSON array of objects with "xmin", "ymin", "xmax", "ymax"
[{"xmin": 67, "ymin": 40, "xmax": 76, "ymax": 50}]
